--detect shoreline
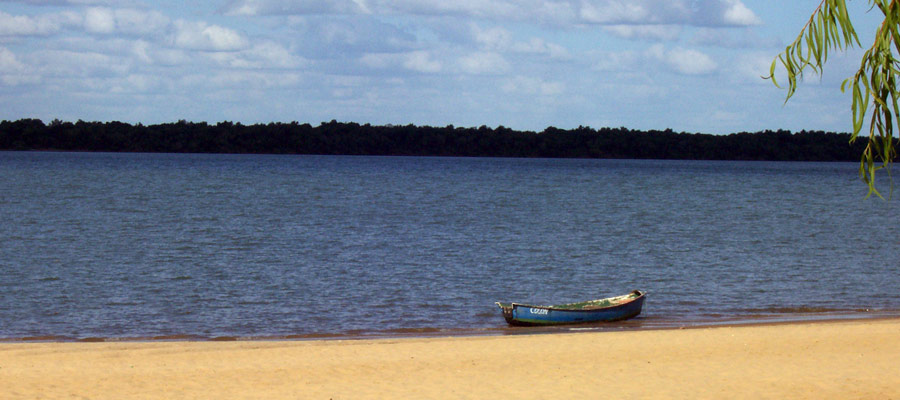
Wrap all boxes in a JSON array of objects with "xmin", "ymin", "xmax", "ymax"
[
  {"xmin": 3, "ymin": 310, "xmax": 898, "ymax": 343},
  {"xmin": 2, "ymin": 318, "xmax": 898, "ymax": 399}
]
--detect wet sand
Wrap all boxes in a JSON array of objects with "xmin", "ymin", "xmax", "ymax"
[{"xmin": 1, "ymin": 318, "xmax": 898, "ymax": 399}]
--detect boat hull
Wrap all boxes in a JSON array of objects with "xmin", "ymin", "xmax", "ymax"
[{"xmin": 497, "ymin": 291, "xmax": 645, "ymax": 326}]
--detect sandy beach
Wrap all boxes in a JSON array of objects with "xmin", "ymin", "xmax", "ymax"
[{"xmin": 1, "ymin": 318, "xmax": 898, "ymax": 399}]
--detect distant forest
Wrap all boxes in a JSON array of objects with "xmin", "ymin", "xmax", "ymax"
[{"xmin": 0, "ymin": 118, "xmax": 878, "ymax": 161}]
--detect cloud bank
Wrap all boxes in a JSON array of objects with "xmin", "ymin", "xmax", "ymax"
[
  {"xmin": 224, "ymin": 0, "xmax": 761, "ymax": 27},
  {"xmin": 0, "ymin": 0, "xmax": 862, "ymax": 135}
]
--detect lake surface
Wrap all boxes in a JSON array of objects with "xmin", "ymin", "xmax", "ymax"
[{"xmin": 1, "ymin": 151, "xmax": 898, "ymax": 340}]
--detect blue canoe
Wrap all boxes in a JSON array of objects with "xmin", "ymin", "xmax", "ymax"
[{"xmin": 496, "ymin": 290, "xmax": 646, "ymax": 326}]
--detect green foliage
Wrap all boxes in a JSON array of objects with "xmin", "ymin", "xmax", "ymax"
[
  {"xmin": 767, "ymin": 0, "xmax": 899, "ymax": 198},
  {"xmin": 0, "ymin": 119, "xmax": 868, "ymax": 162}
]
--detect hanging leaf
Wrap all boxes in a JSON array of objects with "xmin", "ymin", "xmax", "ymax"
[{"xmin": 766, "ymin": 0, "xmax": 898, "ymax": 197}]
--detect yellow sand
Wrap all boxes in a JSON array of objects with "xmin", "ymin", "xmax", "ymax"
[{"xmin": 2, "ymin": 319, "xmax": 899, "ymax": 399}]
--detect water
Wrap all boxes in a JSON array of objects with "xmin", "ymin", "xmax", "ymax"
[{"xmin": 1, "ymin": 151, "xmax": 898, "ymax": 340}]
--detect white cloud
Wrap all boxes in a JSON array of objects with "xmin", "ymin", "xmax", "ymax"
[
  {"xmin": 131, "ymin": 40, "xmax": 189, "ymax": 66},
  {"xmin": 511, "ymin": 38, "xmax": 569, "ymax": 58},
  {"xmin": 209, "ymin": 41, "xmax": 305, "ymax": 69},
  {"xmin": 472, "ymin": 25, "xmax": 569, "ymax": 59},
  {"xmin": 0, "ymin": 46, "xmax": 37, "ymax": 84},
  {"xmin": 45, "ymin": 10, "xmax": 83, "ymax": 31},
  {"xmin": 384, "ymin": 0, "xmax": 519, "ymax": 19},
  {"xmin": 361, "ymin": 51, "xmax": 442, "ymax": 73},
  {"xmin": 722, "ymin": 0, "xmax": 761, "ymax": 26},
  {"xmin": 403, "ymin": 50, "xmax": 441, "ymax": 73},
  {"xmin": 249, "ymin": 41, "xmax": 305, "ymax": 69},
  {"xmin": 501, "ymin": 75, "xmax": 564, "ymax": 96},
  {"xmin": 185, "ymin": 70, "xmax": 304, "ymax": 89},
  {"xmin": 1, "ymin": 8, "xmax": 170, "ymax": 38},
  {"xmin": 603, "ymin": 25, "xmax": 682, "ymax": 41},
  {"xmin": 693, "ymin": 0, "xmax": 761, "ymax": 26},
  {"xmin": 112, "ymin": 9, "xmax": 170, "ymax": 36},
  {"xmin": 459, "ymin": 51, "xmax": 509, "ymax": 74},
  {"xmin": 0, "ymin": 11, "xmax": 59, "ymax": 36},
  {"xmin": 293, "ymin": 17, "xmax": 417, "ymax": 58},
  {"xmin": 7, "ymin": 0, "xmax": 135, "ymax": 5},
  {"xmin": 360, "ymin": 52, "xmax": 393, "ymax": 69},
  {"xmin": 31, "ymin": 48, "xmax": 124, "ymax": 79},
  {"xmin": 648, "ymin": 44, "xmax": 718, "ymax": 75},
  {"xmin": 591, "ymin": 50, "xmax": 639, "ymax": 71},
  {"xmin": 108, "ymin": 73, "xmax": 163, "ymax": 94},
  {"xmin": 577, "ymin": 0, "xmax": 761, "ymax": 27},
  {"xmin": 524, "ymin": 0, "xmax": 577, "ymax": 25},
  {"xmin": 84, "ymin": 7, "xmax": 115, "ymax": 34},
  {"xmin": 172, "ymin": 21, "xmax": 249, "ymax": 52},
  {"xmin": 667, "ymin": 48, "xmax": 717, "ymax": 75},
  {"xmin": 0, "ymin": 46, "xmax": 24, "ymax": 71},
  {"xmin": 224, "ymin": 0, "xmax": 369, "ymax": 16},
  {"xmin": 473, "ymin": 25, "xmax": 513, "ymax": 50},
  {"xmin": 224, "ymin": 0, "xmax": 761, "ymax": 27},
  {"xmin": 131, "ymin": 39, "xmax": 152, "ymax": 63},
  {"xmin": 578, "ymin": 1, "xmax": 660, "ymax": 24},
  {"xmin": 732, "ymin": 52, "xmax": 784, "ymax": 84}
]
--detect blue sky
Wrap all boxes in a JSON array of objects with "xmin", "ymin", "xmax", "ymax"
[{"xmin": 0, "ymin": 0, "xmax": 886, "ymax": 134}]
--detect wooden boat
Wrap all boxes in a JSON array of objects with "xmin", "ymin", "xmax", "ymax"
[{"xmin": 496, "ymin": 290, "xmax": 645, "ymax": 326}]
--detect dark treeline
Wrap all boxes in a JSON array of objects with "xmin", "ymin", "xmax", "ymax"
[{"xmin": 0, "ymin": 118, "xmax": 873, "ymax": 161}]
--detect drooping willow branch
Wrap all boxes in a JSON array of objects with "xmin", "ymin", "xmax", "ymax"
[{"xmin": 766, "ymin": 0, "xmax": 898, "ymax": 198}]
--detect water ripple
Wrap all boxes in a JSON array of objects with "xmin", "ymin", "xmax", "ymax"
[{"xmin": 0, "ymin": 152, "xmax": 897, "ymax": 339}]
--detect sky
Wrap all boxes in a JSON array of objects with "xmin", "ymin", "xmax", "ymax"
[{"xmin": 0, "ymin": 0, "xmax": 888, "ymax": 134}]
